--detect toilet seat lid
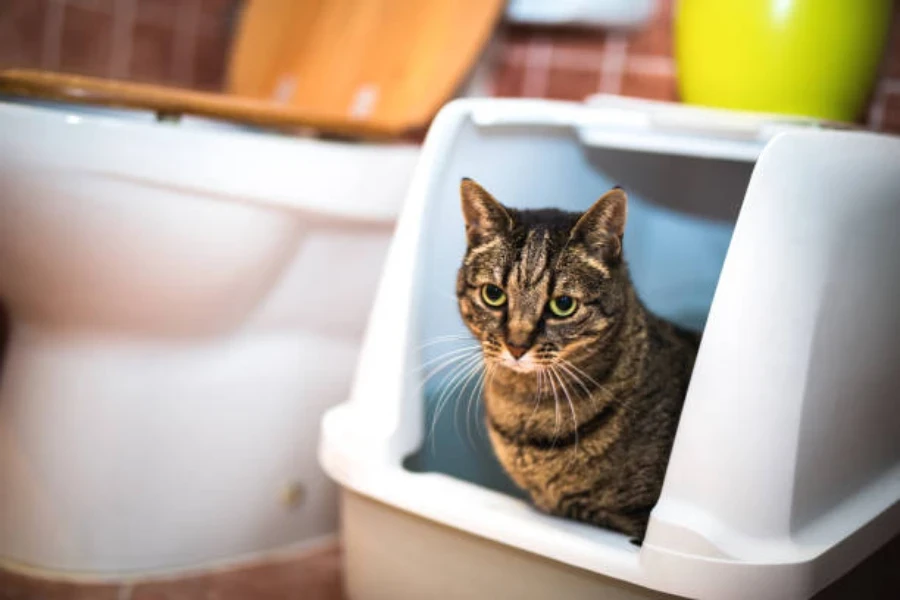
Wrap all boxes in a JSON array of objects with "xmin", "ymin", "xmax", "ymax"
[
  {"xmin": 0, "ymin": 0, "xmax": 504, "ymax": 139},
  {"xmin": 0, "ymin": 69, "xmax": 400, "ymax": 138}
]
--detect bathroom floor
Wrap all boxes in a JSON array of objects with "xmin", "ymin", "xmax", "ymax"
[
  {"xmin": 0, "ymin": 542, "xmax": 343, "ymax": 600},
  {"xmin": 3, "ymin": 535, "xmax": 900, "ymax": 599}
]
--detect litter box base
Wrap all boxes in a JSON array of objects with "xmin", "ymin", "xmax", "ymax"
[
  {"xmin": 341, "ymin": 490, "xmax": 676, "ymax": 600},
  {"xmin": 340, "ymin": 490, "xmax": 900, "ymax": 600}
]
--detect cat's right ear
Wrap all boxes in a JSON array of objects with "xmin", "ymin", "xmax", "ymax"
[
  {"xmin": 569, "ymin": 187, "xmax": 627, "ymax": 262},
  {"xmin": 460, "ymin": 178, "xmax": 512, "ymax": 245}
]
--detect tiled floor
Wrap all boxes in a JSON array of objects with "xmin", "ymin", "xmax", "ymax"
[
  {"xmin": 0, "ymin": 544, "xmax": 344, "ymax": 600},
  {"xmin": 3, "ymin": 535, "xmax": 899, "ymax": 599}
]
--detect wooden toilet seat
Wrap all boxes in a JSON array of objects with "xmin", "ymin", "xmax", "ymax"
[{"xmin": 0, "ymin": 0, "xmax": 504, "ymax": 139}]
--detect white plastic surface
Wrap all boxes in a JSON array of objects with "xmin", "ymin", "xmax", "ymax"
[
  {"xmin": 469, "ymin": 95, "xmax": 834, "ymax": 162},
  {"xmin": 648, "ymin": 128, "xmax": 900, "ymax": 598},
  {"xmin": 505, "ymin": 0, "xmax": 656, "ymax": 29},
  {"xmin": 0, "ymin": 101, "xmax": 419, "ymax": 575},
  {"xmin": 319, "ymin": 97, "xmax": 900, "ymax": 599}
]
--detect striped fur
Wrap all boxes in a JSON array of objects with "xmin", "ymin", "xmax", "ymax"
[{"xmin": 456, "ymin": 179, "xmax": 699, "ymax": 541}]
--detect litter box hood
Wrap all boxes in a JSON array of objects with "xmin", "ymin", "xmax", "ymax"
[{"xmin": 320, "ymin": 97, "xmax": 900, "ymax": 600}]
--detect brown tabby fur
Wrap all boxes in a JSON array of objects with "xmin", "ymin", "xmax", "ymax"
[{"xmin": 455, "ymin": 178, "xmax": 699, "ymax": 541}]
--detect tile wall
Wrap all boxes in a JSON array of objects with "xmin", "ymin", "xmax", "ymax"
[
  {"xmin": 0, "ymin": 0, "xmax": 237, "ymax": 91},
  {"xmin": 492, "ymin": 0, "xmax": 900, "ymax": 133},
  {"xmin": 0, "ymin": 0, "xmax": 898, "ymax": 131}
]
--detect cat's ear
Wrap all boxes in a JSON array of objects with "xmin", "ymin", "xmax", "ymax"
[
  {"xmin": 570, "ymin": 187, "xmax": 627, "ymax": 261},
  {"xmin": 460, "ymin": 178, "xmax": 512, "ymax": 244}
]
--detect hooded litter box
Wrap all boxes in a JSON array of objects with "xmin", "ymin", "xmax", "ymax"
[{"xmin": 319, "ymin": 97, "xmax": 900, "ymax": 600}]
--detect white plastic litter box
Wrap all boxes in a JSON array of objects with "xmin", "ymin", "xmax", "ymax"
[{"xmin": 319, "ymin": 96, "xmax": 900, "ymax": 600}]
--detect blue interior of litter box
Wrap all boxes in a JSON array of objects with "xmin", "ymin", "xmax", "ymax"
[{"xmin": 404, "ymin": 123, "xmax": 750, "ymax": 495}]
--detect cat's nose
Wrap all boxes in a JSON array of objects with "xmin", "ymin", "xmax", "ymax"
[{"xmin": 506, "ymin": 343, "xmax": 531, "ymax": 360}]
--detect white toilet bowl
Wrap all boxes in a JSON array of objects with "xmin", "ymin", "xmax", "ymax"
[{"xmin": 0, "ymin": 100, "xmax": 419, "ymax": 577}]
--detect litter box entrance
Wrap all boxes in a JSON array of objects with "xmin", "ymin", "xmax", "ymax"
[{"xmin": 404, "ymin": 127, "xmax": 754, "ymax": 495}]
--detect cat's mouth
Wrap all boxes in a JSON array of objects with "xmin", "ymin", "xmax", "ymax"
[
  {"xmin": 481, "ymin": 339, "xmax": 559, "ymax": 373},
  {"xmin": 495, "ymin": 348, "xmax": 544, "ymax": 373}
]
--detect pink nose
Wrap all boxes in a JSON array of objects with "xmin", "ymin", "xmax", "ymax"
[{"xmin": 506, "ymin": 344, "xmax": 530, "ymax": 359}]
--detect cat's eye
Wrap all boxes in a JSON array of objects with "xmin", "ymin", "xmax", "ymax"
[
  {"xmin": 481, "ymin": 284, "xmax": 507, "ymax": 307},
  {"xmin": 549, "ymin": 295, "xmax": 578, "ymax": 317}
]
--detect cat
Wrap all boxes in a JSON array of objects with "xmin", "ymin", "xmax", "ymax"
[{"xmin": 455, "ymin": 178, "xmax": 699, "ymax": 541}]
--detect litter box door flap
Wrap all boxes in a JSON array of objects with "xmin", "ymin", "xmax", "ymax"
[{"xmin": 652, "ymin": 129, "xmax": 900, "ymax": 563}]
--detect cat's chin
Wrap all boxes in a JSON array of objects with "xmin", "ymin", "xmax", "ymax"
[{"xmin": 496, "ymin": 357, "xmax": 539, "ymax": 374}]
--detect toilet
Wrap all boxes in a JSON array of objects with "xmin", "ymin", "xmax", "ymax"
[
  {"xmin": 0, "ymin": 97, "xmax": 419, "ymax": 576},
  {"xmin": 0, "ymin": 0, "xmax": 503, "ymax": 578}
]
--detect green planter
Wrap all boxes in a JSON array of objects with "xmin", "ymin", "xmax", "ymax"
[{"xmin": 675, "ymin": 0, "xmax": 894, "ymax": 121}]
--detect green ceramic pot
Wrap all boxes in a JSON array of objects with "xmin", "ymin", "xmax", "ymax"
[{"xmin": 675, "ymin": 0, "xmax": 894, "ymax": 121}]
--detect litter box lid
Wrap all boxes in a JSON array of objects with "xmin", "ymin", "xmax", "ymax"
[{"xmin": 469, "ymin": 94, "xmax": 855, "ymax": 162}]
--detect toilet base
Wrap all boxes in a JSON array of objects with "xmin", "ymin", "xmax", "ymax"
[{"xmin": 0, "ymin": 322, "xmax": 354, "ymax": 575}]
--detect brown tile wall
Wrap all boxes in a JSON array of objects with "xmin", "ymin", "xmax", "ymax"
[
  {"xmin": 0, "ymin": 0, "xmax": 898, "ymax": 133},
  {"xmin": 492, "ymin": 0, "xmax": 900, "ymax": 134},
  {"xmin": 0, "ymin": 0, "xmax": 237, "ymax": 91}
]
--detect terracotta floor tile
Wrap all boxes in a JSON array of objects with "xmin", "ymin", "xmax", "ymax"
[
  {"xmin": 130, "ymin": 545, "xmax": 344, "ymax": 600},
  {"xmin": 0, "ymin": 569, "xmax": 122, "ymax": 600}
]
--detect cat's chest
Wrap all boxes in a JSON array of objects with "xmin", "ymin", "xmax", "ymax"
[{"xmin": 482, "ymin": 379, "xmax": 625, "ymax": 454}]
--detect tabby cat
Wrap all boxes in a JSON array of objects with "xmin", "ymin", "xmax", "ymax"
[{"xmin": 455, "ymin": 178, "xmax": 699, "ymax": 541}]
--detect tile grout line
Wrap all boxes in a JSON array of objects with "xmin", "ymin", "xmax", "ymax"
[
  {"xmin": 118, "ymin": 582, "xmax": 133, "ymax": 600},
  {"xmin": 506, "ymin": 48, "xmax": 676, "ymax": 77},
  {"xmin": 624, "ymin": 55, "xmax": 676, "ymax": 77},
  {"xmin": 521, "ymin": 36, "xmax": 553, "ymax": 98},
  {"xmin": 868, "ymin": 88, "xmax": 887, "ymax": 130},
  {"xmin": 172, "ymin": 0, "xmax": 203, "ymax": 87},
  {"xmin": 866, "ymin": 78, "xmax": 900, "ymax": 132},
  {"xmin": 41, "ymin": 0, "xmax": 66, "ymax": 71},
  {"xmin": 880, "ymin": 78, "xmax": 900, "ymax": 94},
  {"xmin": 866, "ymin": 77, "xmax": 900, "ymax": 131},
  {"xmin": 597, "ymin": 33, "xmax": 628, "ymax": 95},
  {"xmin": 865, "ymin": 5, "xmax": 899, "ymax": 130},
  {"xmin": 109, "ymin": 0, "xmax": 137, "ymax": 78}
]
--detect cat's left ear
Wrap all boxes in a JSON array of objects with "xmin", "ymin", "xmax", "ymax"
[
  {"xmin": 460, "ymin": 178, "xmax": 512, "ymax": 245},
  {"xmin": 570, "ymin": 187, "xmax": 627, "ymax": 261}
]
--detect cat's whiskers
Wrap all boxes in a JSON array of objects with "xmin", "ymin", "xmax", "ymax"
[
  {"xmin": 429, "ymin": 352, "xmax": 484, "ymax": 453},
  {"xmin": 523, "ymin": 366, "xmax": 545, "ymax": 432},
  {"xmin": 417, "ymin": 334, "xmax": 475, "ymax": 350},
  {"xmin": 554, "ymin": 361, "xmax": 590, "ymax": 397},
  {"xmin": 417, "ymin": 344, "xmax": 482, "ymax": 451},
  {"xmin": 416, "ymin": 344, "xmax": 480, "ymax": 378},
  {"xmin": 550, "ymin": 365, "xmax": 580, "ymax": 453},
  {"xmin": 465, "ymin": 362, "xmax": 492, "ymax": 450},
  {"xmin": 555, "ymin": 360, "xmax": 598, "ymax": 413},
  {"xmin": 432, "ymin": 353, "xmax": 481, "ymax": 430},
  {"xmin": 560, "ymin": 356, "xmax": 635, "ymax": 420},
  {"xmin": 415, "ymin": 349, "xmax": 481, "ymax": 437},
  {"xmin": 452, "ymin": 353, "xmax": 488, "ymax": 448},
  {"xmin": 546, "ymin": 364, "xmax": 562, "ymax": 447},
  {"xmin": 478, "ymin": 362, "xmax": 499, "ymax": 444},
  {"xmin": 557, "ymin": 356, "xmax": 604, "ymax": 389}
]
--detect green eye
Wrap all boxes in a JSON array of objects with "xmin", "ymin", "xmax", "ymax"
[
  {"xmin": 481, "ymin": 284, "xmax": 507, "ymax": 307},
  {"xmin": 549, "ymin": 295, "xmax": 577, "ymax": 317}
]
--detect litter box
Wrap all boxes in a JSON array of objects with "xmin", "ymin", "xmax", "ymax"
[{"xmin": 319, "ymin": 96, "xmax": 900, "ymax": 600}]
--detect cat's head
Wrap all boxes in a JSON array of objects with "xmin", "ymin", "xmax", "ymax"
[{"xmin": 456, "ymin": 178, "xmax": 629, "ymax": 373}]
